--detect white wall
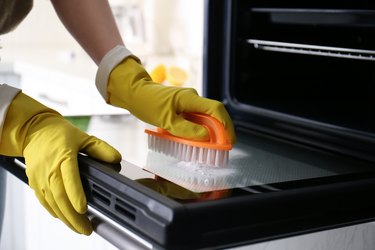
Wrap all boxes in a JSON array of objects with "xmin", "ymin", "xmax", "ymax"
[{"xmin": 1, "ymin": 0, "xmax": 205, "ymax": 93}]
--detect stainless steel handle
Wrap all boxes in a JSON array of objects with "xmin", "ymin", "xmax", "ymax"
[{"xmin": 88, "ymin": 207, "xmax": 153, "ymax": 250}]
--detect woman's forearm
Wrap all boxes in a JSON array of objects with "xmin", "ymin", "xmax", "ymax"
[{"xmin": 51, "ymin": 0, "xmax": 124, "ymax": 65}]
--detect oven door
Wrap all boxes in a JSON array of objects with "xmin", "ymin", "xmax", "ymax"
[{"xmin": 2, "ymin": 124, "xmax": 375, "ymax": 250}]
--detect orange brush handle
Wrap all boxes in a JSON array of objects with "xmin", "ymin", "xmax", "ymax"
[
  {"xmin": 145, "ymin": 113, "xmax": 232, "ymax": 150},
  {"xmin": 180, "ymin": 113, "xmax": 228, "ymax": 145}
]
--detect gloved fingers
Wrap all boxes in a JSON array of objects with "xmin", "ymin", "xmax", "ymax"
[
  {"xmin": 33, "ymin": 190, "xmax": 58, "ymax": 218},
  {"xmin": 167, "ymin": 115, "xmax": 209, "ymax": 141},
  {"xmin": 80, "ymin": 135, "xmax": 122, "ymax": 163},
  {"xmin": 27, "ymin": 167, "xmax": 58, "ymax": 218},
  {"xmin": 178, "ymin": 94, "xmax": 236, "ymax": 144},
  {"xmin": 49, "ymin": 170, "xmax": 93, "ymax": 235},
  {"xmin": 60, "ymin": 157, "xmax": 87, "ymax": 214},
  {"xmin": 42, "ymin": 186, "xmax": 80, "ymax": 234}
]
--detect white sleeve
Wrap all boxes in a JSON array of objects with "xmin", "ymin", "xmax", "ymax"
[
  {"xmin": 0, "ymin": 84, "xmax": 21, "ymax": 142},
  {"xmin": 95, "ymin": 45, "xmax": 140, "ymax": 102}
]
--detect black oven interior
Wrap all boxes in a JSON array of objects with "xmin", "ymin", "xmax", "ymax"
[{"xmin": 204, "ymin": 0, "xmax": 375, "ymax": 162}]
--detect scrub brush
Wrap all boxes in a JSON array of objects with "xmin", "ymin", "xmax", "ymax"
[{"xmin": 145, "ymin": 113, "xmax": 232, "ymax": 167}]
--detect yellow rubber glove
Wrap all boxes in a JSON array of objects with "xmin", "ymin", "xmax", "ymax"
[
  {"xmin": 0, "ymin": 92, "xmax": 121, "ymax": 235},
  {"xmin": 107, "ymin": 57, "xmax": 236, "ymax": 144}
]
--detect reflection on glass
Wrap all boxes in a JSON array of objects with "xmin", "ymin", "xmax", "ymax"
[{"xmin": 136, "ymin": 177, "xmax": 231, "ymax": 202}]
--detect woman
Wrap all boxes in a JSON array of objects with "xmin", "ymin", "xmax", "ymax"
[{"xmin": 0, "ymin": 0, "xmax": 236, "ymax": 236}]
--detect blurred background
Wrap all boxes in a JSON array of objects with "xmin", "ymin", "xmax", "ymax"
[{"xmin": 0, "ymin": 0, "xmax": 204, "ymax": 249}]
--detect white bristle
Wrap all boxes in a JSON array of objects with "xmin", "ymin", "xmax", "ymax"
[
  {"xmin": 147, "ymin": 134, "xmax": 230, "ymax": 167},
  {"xmin": 192, "ymin": 146, "xmax": 198, "ymax": 160},
  {"xmin": 207, "ymin": 149, "xmax": 213, "ymax": 165},
  {"xmin": 215, "ymin": 150, "xmax": 221, "ymax": 166}
]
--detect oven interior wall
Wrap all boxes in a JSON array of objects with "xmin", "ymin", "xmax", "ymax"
[{"xmin": 230, "ymin": 3, "xmax": 375, "ymax": 134}]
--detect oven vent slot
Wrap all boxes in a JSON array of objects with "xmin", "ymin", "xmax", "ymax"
[
  {"xmin": 115, "ymin": 198, "xmax": 136, "ymax": 221},
  {"xmin": 92, "ymin": 184, "xmax": 111, "ymax": 206},
  {"xmin": 248, "ymin": 39, "xmax": 375, "ymax": 61}
]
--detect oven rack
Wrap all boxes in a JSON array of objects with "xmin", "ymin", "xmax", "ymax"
[{"xmin": 248, "ymin": 39, "xmax": 375, "ymax": 61}]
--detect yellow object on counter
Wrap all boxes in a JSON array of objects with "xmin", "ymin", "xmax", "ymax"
[
  {"xmin": 166, "ymin": 66, "xmax": 188, "ymax": 86},
  {"xmin": 150, "ymin": 64, "xmax": 166, "ymax": 84},
  {"xmin": 149, "ymin": 64, "xmax": 188, "ymax": 86}
]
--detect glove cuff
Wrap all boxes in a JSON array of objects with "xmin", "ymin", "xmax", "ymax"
[{"xmin": 95, "ymin": 45, "xmax": 140, "ymax": 102}]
